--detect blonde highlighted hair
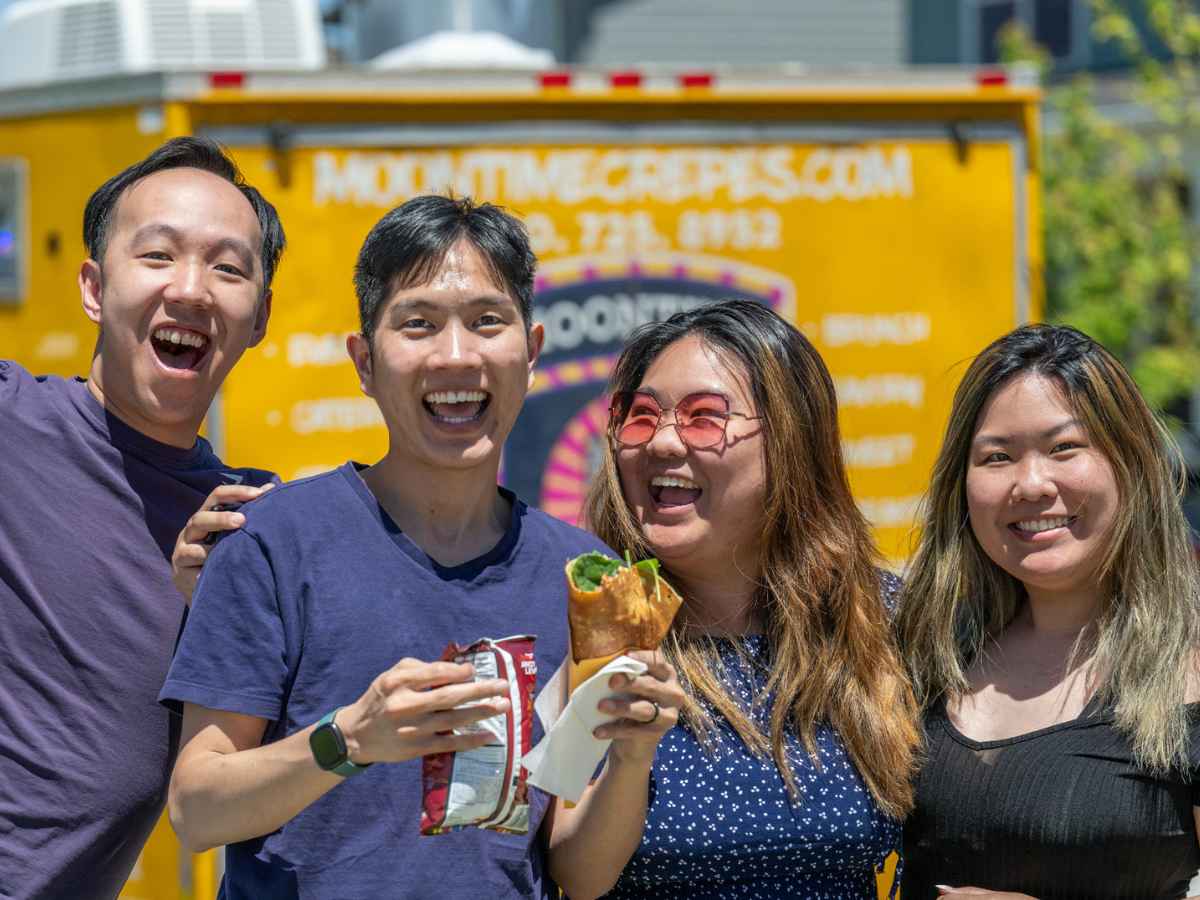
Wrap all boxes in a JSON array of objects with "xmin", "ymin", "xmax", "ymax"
[
  {"xmin": 895, "ymin": 323, "xmax": 1200, "ymax": 773},
  {"xmin": 585, "ymin": 299, "xmax": 920, "ymax": 818}
]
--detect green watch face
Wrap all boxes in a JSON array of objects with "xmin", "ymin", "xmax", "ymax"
[{"xmin": 310, "ymin": 721, "xmax": 348, "ymax": 770}]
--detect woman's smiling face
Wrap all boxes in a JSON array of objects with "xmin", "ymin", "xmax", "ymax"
[
  {"xmin": 966, "ymin": 373, "xmax": 1119, "ymax": 598},
  {"xmin": 616, "ymin": 334, "xmax": 766, "ymax": 577}
]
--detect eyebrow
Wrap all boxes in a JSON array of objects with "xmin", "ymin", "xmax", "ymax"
[
  {"xmin": 630, "ymin": 387, "xmax": 735, "ymax": 409},
  {"xmin": 973, "ymin": 419, "xmax": 1082, "ymax": 446},
  {"xmin": 634, "ymin": 386, "xmax": 729, "ymax": 397},
  {"xmin": 130, "ymin": 224, "xmax": 257, "ymax": 272},
  {"xmin": 130, "ymin": 223, "xmax": 183, "ymax": 246},
  {"xmin": 387, "ymin": 296, "xmax": 515, "ymax": 316},
  {"xmin": 211, "ymin": 237, "xmax": 257, "ymax": 272}
]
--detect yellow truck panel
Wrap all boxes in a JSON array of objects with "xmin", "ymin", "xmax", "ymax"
[
  {"xmin": 215, "ymin": 127, "xmax": 1032, "ymax": 560},
  {"xmin": 0, "ymin": 69, "xmax": 1041, "ymax": 899}
]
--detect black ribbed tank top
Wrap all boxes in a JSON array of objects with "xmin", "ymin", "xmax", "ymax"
[{"xmin": 902, "ymin": 700, "xmax": 1200, "ymax": 899}]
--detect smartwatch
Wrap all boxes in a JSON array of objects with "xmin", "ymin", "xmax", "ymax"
[{"xmin": 309, "ymin": 708, "xmax": 371, "ymax": 777}]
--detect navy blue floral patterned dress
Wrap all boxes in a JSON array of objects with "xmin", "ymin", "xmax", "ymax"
[{"xmin": 604, "ymin": 575, "xmax": 902, "ymax": 899}]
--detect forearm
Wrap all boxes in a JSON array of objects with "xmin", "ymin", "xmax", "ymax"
[
  {"xmin": 169, "ymin": 725, "xmax": 341, "ymax": 851},
  {"xmin": 548, "ymin": 755, "xmax": 653, "ymax": 900}
]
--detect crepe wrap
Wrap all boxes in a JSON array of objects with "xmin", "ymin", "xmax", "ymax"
[{"xmin": 565, "ymin": 555, "xmax": 683, "ymax": 695}]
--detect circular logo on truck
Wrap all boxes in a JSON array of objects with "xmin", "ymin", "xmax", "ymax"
[{"xmin": 502, "ymin": 253, "xmax": 795, "ymax": 525}]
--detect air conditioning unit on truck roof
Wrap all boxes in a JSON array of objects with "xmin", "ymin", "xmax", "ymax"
[{"xmin": 0, "ymin": 0, "xmax": 324, "ymax": 90}]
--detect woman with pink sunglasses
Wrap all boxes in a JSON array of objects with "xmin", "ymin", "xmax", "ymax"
[{"xmin": 545, "ymin": 299, "xmax": 920, "ymax": 898}]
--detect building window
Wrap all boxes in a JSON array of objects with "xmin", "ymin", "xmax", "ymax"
[
  {"xmin": 979, "ymin": 0, "xmax": 1018, "ymax": 63},
  {"xmin": 0, "ymin": 158, "xmax": 27, "ymax": 305},
  {"xmin": 968, "ymin": 0, "xmax": 1084, "ymax": 66},
  {"xmin": 1034, "ymin": 0, "xmax": 1073, "ymax": 58}
]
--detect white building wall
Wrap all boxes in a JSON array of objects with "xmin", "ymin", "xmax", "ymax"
[{"xmin": 580, "ymin": 0, "xmax": 905, "ymax": 67}]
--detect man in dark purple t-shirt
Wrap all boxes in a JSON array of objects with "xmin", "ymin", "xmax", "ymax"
[
  {"xmin": 160, "ymin": 196, "xmax": 636, "ymax": 899},
  {"xmin": 0, "ymin": 138, "xmax": 284, "ymax": 900}
]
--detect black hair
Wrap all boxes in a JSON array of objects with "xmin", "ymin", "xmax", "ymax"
[
  {"xmin": 353, "ymin": 195, "xmax": 535, "ymax": 341},
  {"xmin": 82, "ymin": 136, "xmax": 285, "ymax": 293},
  {"xmin": 965, "ymin": 322, "xmax": 1110, "ymax": 401}
]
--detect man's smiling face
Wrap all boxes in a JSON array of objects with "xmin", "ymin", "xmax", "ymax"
[
  {"xmin": 348, "ymin": 239, "xmax": 543, "ymax": 474},
  {"xmin": 80, "ymin": 166, "xmax": 270, "ymax": 446}
]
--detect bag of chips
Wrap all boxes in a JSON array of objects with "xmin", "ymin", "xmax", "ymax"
[{"xmin": 420, "ymin": 635, "xmax": 537, "ymax": 835}]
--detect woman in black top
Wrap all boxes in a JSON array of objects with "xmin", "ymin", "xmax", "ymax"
[{"xmin": 894, "ymin": 324, "xmax": 1200, "ymax": 900}]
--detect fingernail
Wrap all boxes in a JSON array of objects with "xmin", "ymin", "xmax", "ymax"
[
  {"xmin": 231, "ymin": 513, "xmax": 245, "ymax": 525},
  {"xmin": 593, "ymin": 728, "xmax": 606, "ymax": 739}
]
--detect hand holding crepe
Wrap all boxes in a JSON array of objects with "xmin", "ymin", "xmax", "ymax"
[
  {"xmin": 565, "ymin": 552, "xmax": 683, "ymax": 693},
  {"xmin": 526, "ymin": 650, "xmax": 685, "ymax": 802}
]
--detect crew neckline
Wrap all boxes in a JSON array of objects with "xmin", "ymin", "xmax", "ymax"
[
  {"xmin": 339, "ymin": 461, "xmax": 524, "ymax": 581},
  {"xmin": 68, "ymin": 376, "xmax": 209, "ymax": 468}
]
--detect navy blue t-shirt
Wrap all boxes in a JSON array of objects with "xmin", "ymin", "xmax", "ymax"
[
  {"xmin": 0, "ymin": 361, "xmax": 275, "ymax": 900},
  {"xmin": 160, "ymin": 462, "xmax": 612, "ymax": 900}
]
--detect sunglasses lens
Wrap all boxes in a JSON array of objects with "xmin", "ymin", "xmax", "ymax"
[
  {"xmin": 677, "ymin": 393, "xmax": 730, "ymax": 448},
  {"xmin": 617, "ymin": 422, "xmax": 656, "ymax": 445},
  {"xmin": 613, "ymin": 392, "xmax": 660, "ymax": 446},
  {"xmin": 679, "ymin": 421, "xmax": 725, "ymax": 448}
]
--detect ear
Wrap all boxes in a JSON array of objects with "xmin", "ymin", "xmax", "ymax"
[
  {"xmin": 346, "ymin": 332, "xmax": 374, "ymax": 398},
  {"xmin": 79, "ymin": 259, "xmax": 103, "ymax": 325},
  {"xmin": 248, "ymin": 290, "xmax": 272, "ymax": 348},
  {"xmin": 526, "ymin": 321, "xmax": 544, "ymax": 391}
]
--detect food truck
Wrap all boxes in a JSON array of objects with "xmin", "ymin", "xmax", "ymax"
[{"xmin": 0, "ymin": 61, "xmax": 1041, "ymax": 897}]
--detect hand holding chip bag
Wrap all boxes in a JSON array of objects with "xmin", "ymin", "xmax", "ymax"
[{"xmin": 420, "ymin": 635, "xmax": 537, "ymax": 836}]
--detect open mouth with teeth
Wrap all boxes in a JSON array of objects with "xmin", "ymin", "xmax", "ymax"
[
  {"xmin": 422, "ymin": 389, "xmax": 491, "ymax": 426},
  {"xmin": 649, "ymin": 475, "xmax": 703, "ymax": 508},
  {"xmin": 1010, "ymin": 515, "xmax": 1078, "ymax": 537},
  {"xmin": 150, "ymin": 326, "xmax": 210, "ymax": 371}
]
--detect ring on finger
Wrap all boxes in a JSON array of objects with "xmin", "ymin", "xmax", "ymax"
[{"xmin": 646, "ymin": 700, "xmax": 660, "ymax": 724}]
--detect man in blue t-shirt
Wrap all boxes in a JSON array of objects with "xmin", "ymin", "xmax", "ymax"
[
  {"xmin": 161, "ymin": 196, "xmax": 613, "ymax": 899},
  {"xmin": 0, "ymin": 138, "xmax": 283, "ymax": 899}
]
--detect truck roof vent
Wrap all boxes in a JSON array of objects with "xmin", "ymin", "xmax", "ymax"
[
  {"xmin": 258, "ymin": 0, "xmax": 301, "ymax": 62},
  {"xmin": 55, "ymin": 0, "xmax": 122, "ymax": 76},
  {"xmin": 203, "ymin": 8, "xmax": 250, "ymax": 63},
  {"xmin": 0, "ymin": 0, "xmax": 325, "ymax": 90},
  {"xmin": 146, "ymin": 0, "xmax": 194, "ymax": 61}
]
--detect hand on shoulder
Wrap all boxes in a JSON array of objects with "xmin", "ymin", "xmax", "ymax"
[{"xmin": 172, "ymin": 482, "xmax": 276, "ymax": 604}]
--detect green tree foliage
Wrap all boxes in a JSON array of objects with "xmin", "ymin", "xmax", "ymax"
[{"xmin": 1004, "ymin": 0, "xmax": 1200, "ymax": 414}]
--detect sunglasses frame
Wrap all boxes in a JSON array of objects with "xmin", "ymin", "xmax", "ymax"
[{"xmin": 608, "ymin": 390, "xmax": 763, "ymax": 450}]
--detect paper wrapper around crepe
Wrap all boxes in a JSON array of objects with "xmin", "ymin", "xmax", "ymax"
[
  {"xmin": 525, "ymin": 654, "xmax": 649, "ymax": 804},
  {"xmin": 565, "ymin": 560, "xmax": 684, "ymax": 696}
]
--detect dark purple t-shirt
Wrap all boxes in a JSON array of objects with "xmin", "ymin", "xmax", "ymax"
[
  {"xmin": 0, "ymin": 361, "xmax": 275, "ymax": 900},
  {"xmin": 160, "ymin": 463, "xmax": 612, "ymax": 900}
]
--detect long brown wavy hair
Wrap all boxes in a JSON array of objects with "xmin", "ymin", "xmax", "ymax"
[
  {"xmin": 584, "ymin": 299, "xmax": 920, "ymax": 818},
  {"xmin": 895, "ymin": 324, "xmax": 1200, "ymax": 773}
]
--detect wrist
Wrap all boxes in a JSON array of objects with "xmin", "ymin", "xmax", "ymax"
[
  {"xmin": 606, "ymin": 743, "xmax": 656, "ymax": 773},
  {"xmin": 335, "ymin": 705, "xmax": 367, "ymax": 765},
  {"xmin": 309, "ymin": 707, "xmax": 372, "ymax": 777}
]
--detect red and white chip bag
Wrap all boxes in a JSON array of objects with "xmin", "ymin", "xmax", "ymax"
[{"xmin": 420, "ymin": 635, "xmax": 537, "ymax": 835}]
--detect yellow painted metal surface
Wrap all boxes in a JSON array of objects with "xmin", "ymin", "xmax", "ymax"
[
  {"xmin": 118, "ymin": 815, "xmax": 183, "ymax": 900},
  {"xmin": 0, "ymin": 84, "xmax": 1039, "ymax": 899},
  {"xmin": 221, "ymin": 134, "xmax": 1029, "ymax": 560},
  {"xmin": 0, "ymin": 105, "xmax": 172, "ymax": 376},
  {"xmin": 878, "ymin": 851, "xmax": 900, "ymax": 898}
]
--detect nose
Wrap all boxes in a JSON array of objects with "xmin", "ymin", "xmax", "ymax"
[
  {"xmin": 162, "ymin": 260, "xmax": 210, "ymax": 307},
  {"xmin": 1011, "ymin": 454, "xmax": 1058, "ymax": 503},
  {"xmin": 428, "ymin": 319, "xmax": 482, "ymax": 371},
  {"xmin": 644, "ymin": 410, "xmax": 688, "ymax": 460}
]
